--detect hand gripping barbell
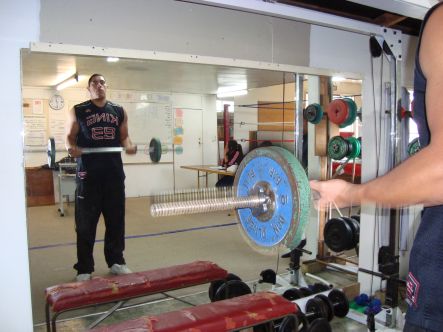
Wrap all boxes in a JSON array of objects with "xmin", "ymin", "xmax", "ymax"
[
  {"xmin": 150, "ymin": 146, "xmax": 311, "ymax": 253},
  {"xmin": 47, "ymin": 137, "xmax": 172, "ymax": 168}
]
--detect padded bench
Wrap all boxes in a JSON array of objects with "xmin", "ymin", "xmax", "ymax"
[
  {"xmin": 45, "ymin": 261, "xmax": 228, "ymax": 332},
  {"xmin": 88, "ymin": 291, "xmax": 299, "ymax": 332}
]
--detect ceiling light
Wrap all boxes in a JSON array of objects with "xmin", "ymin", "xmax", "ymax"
[
  {"xmin": 55, "ymin": 73, "xmax": 79, "ymax": 91},
  {"xmin": 107, "ymin": 57, "xmax": 120, "ymax": 63},
  {"xmin": 332, "ymin": 76, "xmax": 346, "ymax": 82},
  {"xmin": 216, "ymin": 89, "xmax": 248, "ymax": 98}
]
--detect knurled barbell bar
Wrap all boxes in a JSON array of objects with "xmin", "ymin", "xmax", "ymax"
[
  {"xmin": 47, "ymin": 137, "xmax": 173, "ymax": 168},
  {"xmin": 150, "ymin": 146, "xmax": 311, "ymax": 253}
]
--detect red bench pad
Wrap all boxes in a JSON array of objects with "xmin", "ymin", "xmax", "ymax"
[
  {"xmin": 46, "ymin": 261, "xmax": 227, "ymax": 312},
  {"xmin": 89, "ymin": 292, "xmax": 298, "ymax": 332}
]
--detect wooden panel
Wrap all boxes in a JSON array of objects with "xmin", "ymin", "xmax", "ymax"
[
  {"xmin": 258, "ymin": 101, "xmax": 295, "ymax": 132},
  {"xmin": 26, "ymin": 167, "xmax": 54, "ymax": 206}
]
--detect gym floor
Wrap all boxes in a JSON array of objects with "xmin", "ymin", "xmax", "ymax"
[{"xmin": 28, "ymin": 197, "xmax": 371, "ymax": 331}]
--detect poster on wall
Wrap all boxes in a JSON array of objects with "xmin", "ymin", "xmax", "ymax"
[{"xmin": 23, "ymin": 99, "xmax": 48, "ymax": 149}]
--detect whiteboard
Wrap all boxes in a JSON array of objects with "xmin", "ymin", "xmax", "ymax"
[{"xmin": 121, "ymin": 101, "xmax": 174, "ymax": 163}]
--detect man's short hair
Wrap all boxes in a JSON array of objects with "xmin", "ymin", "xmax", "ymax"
[{"xmin": 88, "ymin": 73, "xmax": 105, "ymax": 86}]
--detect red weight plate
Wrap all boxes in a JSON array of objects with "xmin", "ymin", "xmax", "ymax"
[{"xmin": 327, "ymin": 99, "xmax": 349, "ymax": 125}]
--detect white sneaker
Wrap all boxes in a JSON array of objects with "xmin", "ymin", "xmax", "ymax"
[
  {"xmin": 76, "ymin": 273, "xmax": 91, "ymax": 282},
  {"xmin": 110, "ymin": 264, "xmax": 132, "ymax": 275}
]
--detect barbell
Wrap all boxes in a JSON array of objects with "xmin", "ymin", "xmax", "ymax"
[
  {"xmin": 47, "ymin": 137, "xmax": 173, "ymax": 168},
  {"xmin": 151, "ymin": 146, "xmax": 311, "ymax": 254}
]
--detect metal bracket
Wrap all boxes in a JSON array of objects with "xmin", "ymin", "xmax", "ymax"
[{"xmin": 381, "ymin": 27, "xmax": 403, "ymax": 60}]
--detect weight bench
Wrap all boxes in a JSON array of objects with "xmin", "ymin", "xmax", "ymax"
[
  {"xmin": 87, "ymin": 291, "xmax": 299, "ymax": 332},
  {"xmin": 45, "ymin": 261, "xmax": 228, "ymax": 332}
]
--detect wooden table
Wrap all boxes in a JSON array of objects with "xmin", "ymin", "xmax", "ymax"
[{"xmin": 180, "ymin": 165, "xmax": 235, "ymax": 188}]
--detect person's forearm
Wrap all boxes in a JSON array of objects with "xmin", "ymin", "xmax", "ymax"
[{"xmin": 359, "ymin": 145, "xmax": 443, "ymax": 207}]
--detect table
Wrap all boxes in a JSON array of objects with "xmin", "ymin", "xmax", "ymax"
[
  {"xmin": 57, "ymin": 163, "xmax": 76, "ymax": 216},
  {"xmin": 180, "ymin": 165, "xmax": 235, "ymax": 188}
]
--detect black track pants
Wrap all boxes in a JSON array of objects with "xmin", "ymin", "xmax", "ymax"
[{"xmin": 74, "ymin": 178, "xmax": 126, "ymax": 274}]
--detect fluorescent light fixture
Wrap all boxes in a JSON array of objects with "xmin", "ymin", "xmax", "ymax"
[
  {"xmin": 216, "ymin": 89, "xmax": 248, "ymax": 98},
  {"xmin": 332, "ymin": 76, "xmax": 346, "ymax": 82},
  {"xmin": 107, "ymin": 57, "xmax": 120, "ymax": 63},
  {"xmin": 55, "ymin": 73, "xmax": 79, "ymax": 91}
]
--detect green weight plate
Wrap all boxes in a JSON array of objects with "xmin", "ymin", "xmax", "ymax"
[
  {"xmin": 47, "ymin": 137, "xmax": 56, "ymax": 168},
  {"xmin": 327, "ymin": 136, "xmax": 349, "ymax": 160},
  {"xmin": 304, "ymin": 103, "xmax": 324, "ymax": 124},
  {"xmin": 340, "ymin": 98, "xmax": 358, "ymax": 128},
  {"xmin": 407, "ymin": 137, "xmax": 421, "ymax": 156},
  {"xmin": 149, "ymin": 138, "xmax": 162, "ymax": 163},
  {"xmin": 234, "ymin": 146, "xmax": 310, "ymax": 253},
  {"xmin": 175, "ymin": 145, "xmax": 184, "ymax": 155},
  {"xmin": 347, "ymin": 136, "xmax": 361, "ymax": 159}
]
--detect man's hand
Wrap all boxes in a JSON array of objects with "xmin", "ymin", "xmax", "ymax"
[
  {"xmin": 125, "ymin": 144, "xmax": 137, "ymax": 155},
  {"xmin": 68, "ymin": 146, "xmax": 82, "ymax": 158},
  {"xmin": 310, "ymin": 179, "xmax": 359, "ymax": 209}
]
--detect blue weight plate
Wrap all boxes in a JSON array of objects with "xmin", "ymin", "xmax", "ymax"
[{"xmin": 234, "ymin": 147, "xmax": 310, "ymax": 252}]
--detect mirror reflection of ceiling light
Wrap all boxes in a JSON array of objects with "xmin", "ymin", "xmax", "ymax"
[
  {"xmin": 332, "ymin": 76, "xmax": 346, "ymax": 82},
  {"xmin": 216, "ymin": 84, "xmax": 248, "ymax": 98},
  {"xmin": 55, "ymin": 73, "xmax": 79, "ymax": 91},
  {"xmin": 107, "ymin": 57, "xmax": 120, "ymax": 63}
]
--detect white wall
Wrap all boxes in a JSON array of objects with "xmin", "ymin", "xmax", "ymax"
[{"xmin": 0, "ymin": 1, "xmax": 39, "ymax": 330}]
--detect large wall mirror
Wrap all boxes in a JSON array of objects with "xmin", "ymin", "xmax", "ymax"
[{"xmin": 21, "ymin": 48, "xmax": 362, "ymax": 327}]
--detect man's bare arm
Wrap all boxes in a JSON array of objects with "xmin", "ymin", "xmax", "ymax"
[
  {"xmin": 120, "ymin": 108, "xmax": 137, "ymax": 154},
  {"xmin": 65, "ymin": 107, "xmax": 82, "ymax": 157}
]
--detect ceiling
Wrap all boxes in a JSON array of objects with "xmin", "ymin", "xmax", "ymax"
[
  {"xmin": 21, "ymin": 50, "xmax": 295, "ymax": 95},
  {"xmin": 276, "ymin": 0, "xmax": 435, "ymax": 36}
]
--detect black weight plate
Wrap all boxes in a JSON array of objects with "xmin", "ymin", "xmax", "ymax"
[
  {"xmin": 328, "ymin": 289, "xmax": 349, "ymax": 318},
  {"xmin": 208, "ymin": 273, "xmax": 241, "ymax": 302},
  {"xmin": 351, "ymin": 215, "xmax": 360, "ymax": 223},
  {"xmin": 260, "ymin": 268, "xmax": 277, "ymax": 284},
  {"xmin": 278, "ymin": 315, "xmax": 299, "ymax": 332},
  {"xmin": 283, "ymin": 288, "xmax": 304, "ymax": 301},
  {"xmin": 324, "ymin": 217, "xmax": 354, "ymax": 252},
  {"xmin": 310, "ymin": 283, "xmax": 331, "ymax": 294},
  {"xmin": 299, "ymin": 287, "xmax": 314, "ymax": 297},
  {"xmin": 307, "ymin": 318, "xmax": 331, "ymax": 332},
  {"xmin": 315, "ymin": 294, "xmax": 334, "ymax": 322},
  {"xmin": 306, "ymin": 297, "xmax": 328, "ymax": 322},
  {"xmin": 213, "ymin": 279, "xmax": 251, "ymax": 302},
  {"xmin": 344, "ymin": 216, "xmax": 360, "ymax": 248}
]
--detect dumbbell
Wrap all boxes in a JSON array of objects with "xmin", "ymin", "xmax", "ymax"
[
  {"xmin": 208, "ymin": 273, "xmax": 251, "ymax": 302},
  {"xmin": 324, "ymin": 216, "xmax": 360, "ymax": 252},
  {"xmin": 282, "ymin": 283, "xmax": 332, "ymax": 301},
  {"xmin": 327, "ymin": 135, "xmax": 361, "ymax": 160}
]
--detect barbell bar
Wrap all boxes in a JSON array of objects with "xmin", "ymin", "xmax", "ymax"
[
  {"xmin": 47, "ymin": 137, "xmax": 174, "ymax": 168},
  {"xmin": 151, "ymin": 146, "xmax": 311, "ymax": 253}
]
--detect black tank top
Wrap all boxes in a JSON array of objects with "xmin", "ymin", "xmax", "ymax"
[
  {"xmin": 74, "ymin": 100, "xmax": 125, "ymax": 181},
  {"xmin": 407, "ymin": 3, "xmax": 443, "ymax": 330}
]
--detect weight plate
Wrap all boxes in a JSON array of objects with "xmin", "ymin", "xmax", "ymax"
[
  {"xmin": 304, "ymin": 103, "xmax": 323, "ymax": 124},
  {"xmin": 407, "ymin": 137, "xmax": 421, "ymax": 156},
  {"xmin": 340, "ymin": 98, "xmax": 358, "ymax": 128},
  {"xmin": 315, "ymin": 294, "xmax": 334, "ymax": 322},
  {"xmin": 311, "ymin": 283, "xmax": 331, "ymax": 294},
  {"xmin": 174, "ymin": 145, "xmax": 184, "ymax": 155},
  {"xmin": 208, "ymin": 273, "xmax": 241, "ymax": 302},
  {"xmin": 347, "ymin": 136, "xmax": 361, "ymax": 159},
  {"xmin": 47, "ymin": 137, "xmax": 56, "ymax": 168},
  {"xmin": 328, "ymin": 289, "xmax": 350, "ymax": 318},
  {"xmin": 324, "ymin": 217, "xmax": 354, "ymax": 252},
  {"xmin": 299, "ymin": 287, "xmax": 314, "ymax": 297},
  {"xmin": 149, "ymin": 137, "xmax": 162, "ymax": 163},
  {"xmin": 213, "ymin": 279, "xmax": 251, "ymax": 302},
  {"xmin": 234, "ymin": 147, "xmax": 310, "ymax": 254},
  {"xmin": 306, "ymin": 297, "xmax": 329, "ymax": 321},
  {"xmin": 351, "ymin": 215, "xmax": 360, "ymax": 223},
  {"xmin": 327, "ymin": 99, "xmax": 349, "ymax": 125},
  {"xmin": 342, "ymin": 216, "xmax": 360, "ymax": 249},
  {"xmin": 306, "ymin": 318, "xmax": 331, "ymax": 332},
  {"xmin": 283, "ymin": 288, "xmax": 304, "ymax": 301},
  {"xmin": 327, "ymin": 136, "xmax": 349, "ymax": 160},
  {"xmin": 278, "ymin": 315, "xmax": 299, "ymax": 332}
]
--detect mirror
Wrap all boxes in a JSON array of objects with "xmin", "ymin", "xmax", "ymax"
[{"xmin": 22, "ymin": 50, "xmax": 320, "ymax": 326}]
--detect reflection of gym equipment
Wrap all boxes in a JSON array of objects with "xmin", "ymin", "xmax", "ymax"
[
  {"xmin": 327, "ymin": 136, "xmax": 361, "ymax": 160},
  {"xmin": 47, "ymin": 137, "xmax": 174, "ymax": 168},
  {"xmin": 151, "ymin": 146, "xmax": 311, "ymax": 253}
]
